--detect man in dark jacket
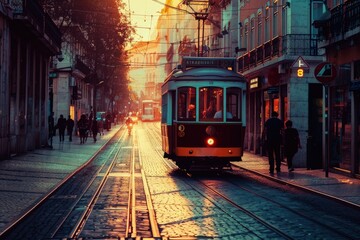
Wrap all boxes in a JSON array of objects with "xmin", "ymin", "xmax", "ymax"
[
  {"xmin": 57, "ymin": 114, "xmax": 67, "ymax": 142},
  {"xmin": 263, "ymin": 111, "xmax": 284, "ymax": 174},
  {"xmin": 66, "ymin": 115, "xmax": 75, "ymax": 142}
]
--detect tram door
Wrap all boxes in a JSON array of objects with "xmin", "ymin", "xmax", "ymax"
[{"xmin": 307, "ymin": 84, "xmax": 323, "ymax": 169}]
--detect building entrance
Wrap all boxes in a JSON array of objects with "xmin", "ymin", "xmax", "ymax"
[{"xmin": 307, "ymin": 84, "xmax": 323, "ymax": 169}]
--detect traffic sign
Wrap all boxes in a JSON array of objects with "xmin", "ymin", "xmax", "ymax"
[
  {"xmin": 314, "ymin": 62, "xmax": 337, "ymax": 84},
  {"xmin": 291, "ymin": 56, "xmax": 310, "ymax": 69}
]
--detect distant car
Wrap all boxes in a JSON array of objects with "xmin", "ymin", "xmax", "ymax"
[{"xmin": 96, "ymin": 111, "xmax": 105, "ymax": 121}]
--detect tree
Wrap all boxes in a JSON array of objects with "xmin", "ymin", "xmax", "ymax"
[{"xmin": 40, "ymin": 0, "xmax": 134, "ymax": 111}]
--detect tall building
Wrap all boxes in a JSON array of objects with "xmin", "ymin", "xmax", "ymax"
[
  {"xmin": 236, "ymin": 0, "xmax": 324, "ymax": 169},
  {"xmin": 160, "ymin": 0, "xmax": 360, "ymax": 176},
  {"xmin": 315, "ymin": 0, "xmax": 360, "ymax": 177},
  {"xmin": 0, "ymin": 0, "xmax": 61, "ymax": 158}
]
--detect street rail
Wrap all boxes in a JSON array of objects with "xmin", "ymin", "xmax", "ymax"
[{"xmin": 0, "ymin": 124, "xmax": 160, "ymax": 240}]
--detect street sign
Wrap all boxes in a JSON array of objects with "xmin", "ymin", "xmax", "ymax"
[
  {"xmin": 49, "ymin": 72, "xmax": 58, "ymax": 78},
  {"xmin": 314, "ymin": 62, "xmax": 337, "ymax": 84},
  {"xmin": 291, "ymin": 56, "xmax": 310, "ymax": 69}
]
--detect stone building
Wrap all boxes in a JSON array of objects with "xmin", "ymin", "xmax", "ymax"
[
  {"xmin": 0, "ymin": 0, "xmax": 61, "ymax": 158},
  {"xmin": 315, "ymin": 0, "xmax": 360, "ymax": 177}
]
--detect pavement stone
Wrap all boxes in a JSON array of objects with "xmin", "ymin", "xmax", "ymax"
[
  {"xmin": 1, "ymin": 126, "xmax": 359, "ymax": 234},
  {"xmin": 232, "ymin": 152, "xmax": 360, "ymax": 208},
  {"xmin": 0, "ymin": 125, "xmax": 120, "ymax": 233}
]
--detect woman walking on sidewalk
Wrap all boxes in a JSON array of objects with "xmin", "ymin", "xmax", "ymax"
[
  {"xmin": 77, "ymin": 114, "xmax": 88, "ymax": 144},
  {"xmin": 284, "ymin": 120, "xmax": 301, "ymax": 172},
  {"xmin": 91, "ymin": 119, "xmax": 99, "ymax": 143}
]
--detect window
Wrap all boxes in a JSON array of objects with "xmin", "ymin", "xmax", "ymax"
[
  {"xmin": 355, "ymin": 60, "xmax": 360, "ymax": 80},
  {"xmin": 199, "ymin": 87, "xmax": 223, "ymax": 121},
  {"xmin": 250, "ymin": 17, "xmax": 255, "ymax": 50},
  {"xmin": 244, "ymin": 22, "xmax": 249, "ymax": 51},
  {"xmin": 177, "ymin": 87, "xmax": 196, "ymax": 121},
  {"xmin": 312, "ymin": 1, "xmax": 325, "ymax": 36},
  {"xmin": 281, "ymin": 0, "xmax": 287, "ymax": 35},
  {"xmin": 227, "ymin": 88, "xmax": 242, "ymax": 121},
  {"xmin": 265, "ymin": 8, "xmax": 270, "ymax": 41},
  {"xmin": 257, "ymin": 11, "xmax": 262, "ymax": 46},
  {"xmin": 273, "ymin": 1, "xmax": 279, "ymax": 37}
]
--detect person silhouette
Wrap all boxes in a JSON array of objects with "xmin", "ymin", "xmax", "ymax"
[{"xmin": 263, "ymin": 111, "xmax": 284, "ymax": 174}]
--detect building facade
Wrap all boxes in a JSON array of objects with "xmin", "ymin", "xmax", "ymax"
[
  {"xmin": 50, "ymin": 25, "xmax": 93, "ymax": 126},
  {"xmin": 147, "ymin": 0, "xmax": 360, "ymax": 177},
  {"xmin": 226, "ymin": 0, "xmax": 323, "ymax": 170},
  {"xmin": 0, "ymin": 0, "xmax": 61, "ymax": 159},
  {"xmin": 315, "ymin": 0, "xmax": 360, "ymax": 177}
]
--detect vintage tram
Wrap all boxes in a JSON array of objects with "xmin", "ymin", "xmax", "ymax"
[
  {"xmin": 161, "ymin": 57, "xmax": 247, "ymax": 171},
  {"xmin": 141, "ymin": 100, "xmax": 160, "ymax": 121}
]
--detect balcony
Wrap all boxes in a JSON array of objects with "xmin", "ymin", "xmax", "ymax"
[
  {"xmin": 10, "ymin": 0, "xmax": 61, "ymax": 54},
  {"xmin": 237, "ymin": 34, "xmax": 318, "ymax": 73},
  {"xmin": 315, "ymin": 0, "xmax": 360, "ymax": 47}
]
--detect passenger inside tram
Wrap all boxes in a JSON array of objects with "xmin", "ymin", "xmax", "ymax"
[
  {"xmin": 214, "ymin": 109, "xmax": 233, "ymax": 119},
  {"xmin": 202, "ymin": 99, "xmax": 216, "ymax": 118}
]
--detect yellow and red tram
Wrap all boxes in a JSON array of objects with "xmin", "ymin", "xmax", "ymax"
[{"xmin": 161, "ymin": 57, "xmax": 247, "ymax": 171}]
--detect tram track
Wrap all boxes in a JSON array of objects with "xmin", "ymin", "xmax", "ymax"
[
  {"xmin": 142, "ymin": 122, "xmax": 293, "ymax": 238},
  {"xmin": 195, "ymin": 175, "xmax": 358, "ymax": 240},
  {"xmin": 142, "ymin": 122, "xmax": 360, "ymax": 239},
  {"xmin": 67, "ymin": 130, "xmax": 126, "ymax": 239},
  {"xmin": 221, "ymin": 174, "xmax": 358, "ymax": 239},
  {"xmin": 0, "ymin": 124, "xmax": 161, "ymax": 240},
  {"xmin": 0, "ymin": 128, "xmax": 118, "ymax": 239}
]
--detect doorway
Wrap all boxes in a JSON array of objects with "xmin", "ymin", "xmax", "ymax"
[{"xmin": 307, "ymin": 84, "xmax": 323, "ymax": 169}]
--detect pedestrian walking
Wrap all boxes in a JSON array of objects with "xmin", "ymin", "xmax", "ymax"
[
  {"xmin": 91, "ymin": 119, "xmax": 99, "ymax": 142},
  {"xmin": 263, "ymin": 111, "xmax": 284, "ymax": 174},
  {"xmin": 77, "ymin": 114, "xmax": 88, "ymax": 144},
  {"xmin": 66, "ymin": 115, "xmax": 75, "ymax": 142},
  {"xmin": 284, "ymin": 120, "xmax": 302, "ymax": 172},
  {"xmin": 57, "ymin": 114, "xmax": 67, "ymax": 142},
  {"xmin": 98, "ymin": 119, "xmax": 104, "ymax": 135},
  {"xmin": 48, "ymin": 112, "xmax": 55, "ymax": 147}
]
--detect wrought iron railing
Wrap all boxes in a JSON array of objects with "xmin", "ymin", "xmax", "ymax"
[
  {"xmin": 238, "ymin": 34, "xmax": 318, "ymax": 72},
  {"xmin": 318, "ymin": 0, "xmax": 360, "ymax": 40}
]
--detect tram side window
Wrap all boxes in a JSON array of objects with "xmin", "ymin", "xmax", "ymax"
[
  {"xmin": 161, "ymin": 95, "xmax": 167, "ymax": 123},
  {"xmin": 200, "ymin": 87, "xmax": 223, "ymax": 121},
  {"xmin": 226, "ymin": 87, "xmax": 242, "ymax": 121},
  {"xmin": 178, "ymin": 87, "xmax": 196, "ymax": 121}
]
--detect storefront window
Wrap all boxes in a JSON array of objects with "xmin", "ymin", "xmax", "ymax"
[
  {"xmin": 178, "ymin": 87, "xmax": 196, "ymax": 121},
  {"xmin": 356, "ymin": 92, "xmax": 360, "ymax": 174},
  {"xmin": 330, "ymin": 86, "xmax": 351, "ymax": 170}
]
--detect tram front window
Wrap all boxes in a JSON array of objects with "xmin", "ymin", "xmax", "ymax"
[
  {"xmin": 178, "ymin": 87, "xmax": 196, "ymax": 121},
  {"xmin": 200, "ymin": 87, "xmax": 223, "ymax": 121},
  {"xmin": 226, "ymin": 87, "xmax": 242, "ymax": 122}
]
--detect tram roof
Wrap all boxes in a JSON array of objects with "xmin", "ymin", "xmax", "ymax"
[{"xmin": 163, "ymin": 67, "xmax": 247, "ymax": 83}]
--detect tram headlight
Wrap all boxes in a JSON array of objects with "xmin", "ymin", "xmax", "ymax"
[{"xmin": 206, "ymin": 137, "xmax": 215, "ymax": 146}]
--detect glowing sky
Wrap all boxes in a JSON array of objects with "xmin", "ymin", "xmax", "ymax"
[{"xmin": 126, "ymin": 0, "xmax": 166, "ymax": 42}]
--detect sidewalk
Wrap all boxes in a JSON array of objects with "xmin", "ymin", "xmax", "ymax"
[
  {"xmin": 232, "ymin": 152, "xmax": 360, "ymax": 208},
  {"xmin": 0, "ymin": 125, "xmax": 120, "ymax": 233}
]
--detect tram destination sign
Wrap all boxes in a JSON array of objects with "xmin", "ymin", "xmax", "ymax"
[{"xmin": 182, "ymin": 57, "xmax": 236, "ymax": 71}]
